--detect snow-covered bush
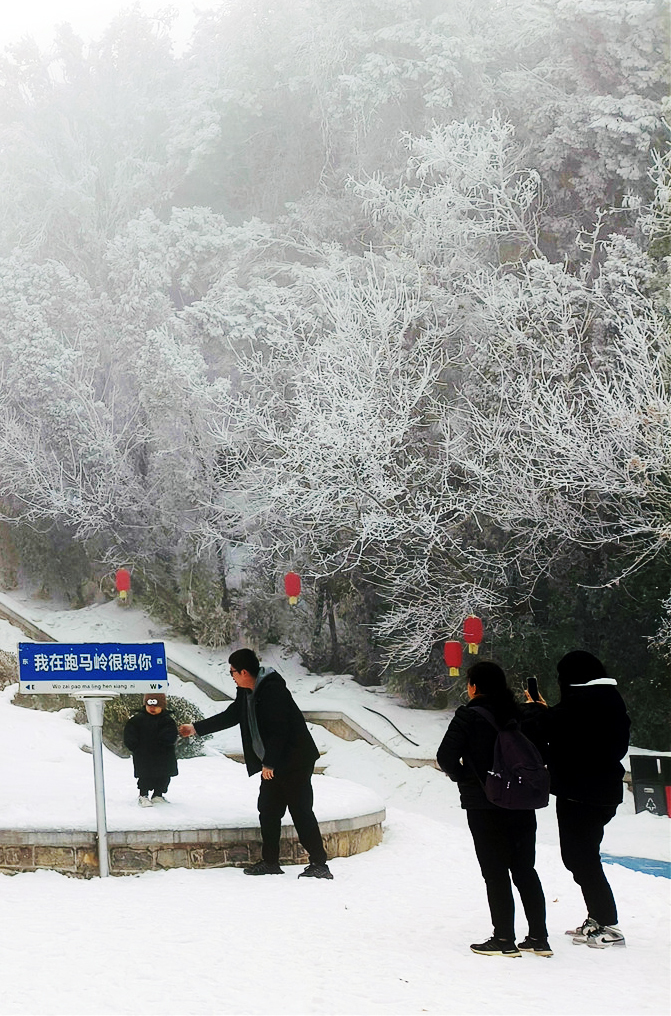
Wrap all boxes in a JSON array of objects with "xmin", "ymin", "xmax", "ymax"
[
  {"xmin": 0, "ymin": 650, "xmax": 18, "ymax": 691},
  {"xmin": 101, "ymin": 696, "xmax": 211, "ymax": 759}
]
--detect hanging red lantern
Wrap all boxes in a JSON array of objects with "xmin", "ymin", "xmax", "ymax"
[
  {"xmin": 115, "ymin": 568, "xmax": 131, "ymax": 603},
  {"xmin": 443, "ymin": 640, "xmax": 463, "ymax": 677},
  {"xmin": 284, "ymin": 572, "xmax": 301, "ymax": 606},
  {"xmin": 463, "ymin": 615, "xmax": 484, "ymax": 655}
]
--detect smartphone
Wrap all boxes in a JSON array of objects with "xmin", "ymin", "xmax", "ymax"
[{"xmin": 527, "ymin": 677, "xmax": 540, "ymax": 701}]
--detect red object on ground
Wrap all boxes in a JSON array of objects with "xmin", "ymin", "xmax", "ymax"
[
  {"xmin": 463, "ymin": 615, "xmax": 484, "ymax": 654},
  {"xmin": 443, "ymin": 640, "xmax": 463, "ymax": 676},
  {"xmin": 284, "ymin": 572, "xmax": 301, "ymax": 604},
  {"xmin": 115, "ymin": 569, "xmax": 131, "ymax": 593}
]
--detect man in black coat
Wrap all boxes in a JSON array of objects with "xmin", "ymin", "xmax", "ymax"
[
  {"xmin": 526, "ymin": 650, "xmax": 630, "ymax": 949},
  {"xmin": 179, "ymin": 648, "xmax": 333, "ymax": 879}
]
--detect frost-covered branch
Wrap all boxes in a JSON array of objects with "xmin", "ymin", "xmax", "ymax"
[{"xmin": 453, "ymin": 248, "xmax": 671, "ymax": 568}]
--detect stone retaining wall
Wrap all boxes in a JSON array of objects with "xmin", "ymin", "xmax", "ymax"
[{"xmin": 0, "ymin": 810, "xmax": 385, "ymax": 878}]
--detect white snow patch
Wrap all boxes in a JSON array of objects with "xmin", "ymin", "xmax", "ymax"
[{"xmin": 0, "ymin": 591, "xmax": 668, "ymax": 1015}]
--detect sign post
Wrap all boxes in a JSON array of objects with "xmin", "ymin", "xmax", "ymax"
[
  {"xmin": 19, "ymin": 642, "xmax": 169, "ymax": 878},
  {"xmin": 82, "ymin": 696, "xmax": 112, "ymax": 877}
]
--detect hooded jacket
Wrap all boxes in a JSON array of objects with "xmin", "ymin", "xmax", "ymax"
[
  {"xmin": 527, "ymin": 681, "xmax": 630, "ymax": 807},
  {"xmin": 193, "ymin": 669, "xmax": 319, "ymax": 777},
  {"xmin": 123, "ymin": 709, "xmax": 178, "ymax": 780}
]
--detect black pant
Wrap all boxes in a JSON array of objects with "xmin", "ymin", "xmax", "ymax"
[
  {"xmin": 556, "ymin": 796, "xmax": 618, "ymax": 926},
  {"xmin": 258, "ymin": 767, "xmax": 327, "ymax": 866},
  {"xmin": 467, "ymin": 808, "xmax": 547, "ymax": 942},
  {"xmin": 137, "ymin": 777, "xmax": 170, "ymax": 797}
]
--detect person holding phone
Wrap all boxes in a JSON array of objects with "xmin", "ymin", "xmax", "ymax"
[{"xmin": 525, "ymin": 651, "xmax": 630, "ymax": 949}]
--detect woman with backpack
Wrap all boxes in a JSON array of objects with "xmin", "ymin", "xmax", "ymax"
[{"xmin": 437, "ymin": 661, "xmax": 551, "ymax": 958}]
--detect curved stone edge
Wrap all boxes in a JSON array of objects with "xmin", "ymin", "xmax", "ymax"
[{"xmin": 0, "ymin": 809, "xmax": 385, "ymax": 878}]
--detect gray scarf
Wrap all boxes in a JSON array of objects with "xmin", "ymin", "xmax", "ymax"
[{"xmin": 246, "ymin": 667, "xmax": 274, "ymax": 764}]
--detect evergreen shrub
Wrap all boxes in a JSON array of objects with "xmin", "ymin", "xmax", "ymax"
[
  {"xmin": 102, "ymin": 695, "xmax": 211, "ymax": 758},
  {"xmin": 234, "ymin": 560, "xmax": 285, "ymax": 649},
  {"xmin": 386, "ymin": 647, "xmax": 455, "ymax": 709},
  {"xmin": 278, "ymin": 572, "xmax": 386, "ymax": 684},
  {"xmin": 0, "ymin": 649, "xmax": 18, "ymax": 690},
  {"xmin": 10, "ymin": 523, "xmax": 97, "ymax": 606},
  {"xmin": 134, "ymin": 554, "xmax": 236, "ymax": 648}
]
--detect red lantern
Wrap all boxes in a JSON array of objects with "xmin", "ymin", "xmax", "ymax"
[
  {"xmin": 443, "ymin": 640, "xmax": 463, "ymax": 677},
  {"xmin": 463, "ymin": 615, "xmax": 483, "ymax": 655},
  {"xmin": 115, "ymin": 568, "xmax": 131, "ymax": 603},
  {"xmin": 284, "ymin": 572, "xmax": 301, "ymax": 606}
]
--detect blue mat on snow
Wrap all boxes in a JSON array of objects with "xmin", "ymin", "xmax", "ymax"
[{"xmin": 601, "ymin": 854, "xmax": 671, "ymax": 878}]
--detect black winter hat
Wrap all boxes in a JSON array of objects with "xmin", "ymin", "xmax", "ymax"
[{"xmin": 556, "ymin": 651, "xmax": 608, "ymax": 687}]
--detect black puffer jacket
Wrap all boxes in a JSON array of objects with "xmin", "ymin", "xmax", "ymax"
[
  {"xmin": 194, "ymin": 669, "xmax": 319, "ymax": 777},
  {"xmin": 437, "ymin": 695, "xmax": 525, "ymax": 810},
  {"xmin": 123, "ymin": 709, "xmax": 178, "ymax": 780},
  {"xmin": 526, "ymin": 683, "xmax": 630, "ymax": 807}
]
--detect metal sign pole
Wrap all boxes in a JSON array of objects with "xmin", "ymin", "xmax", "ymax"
[{"xmin": 83, "ymin": 697, "xmax": 111, "ymax": 878}]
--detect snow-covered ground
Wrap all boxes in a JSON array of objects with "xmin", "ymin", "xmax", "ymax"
[
  {"xmin": 0, "ymin": 593, "xmax": 669, "ymax": 1016},
  {"xmin": 0, "ymin": 682, "xmax": 383, "ymax": 831}
]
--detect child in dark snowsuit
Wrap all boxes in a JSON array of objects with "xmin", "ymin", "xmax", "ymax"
[{"xmin": 123, "ymin": 693, "xmax": 178, "ymax": 806}]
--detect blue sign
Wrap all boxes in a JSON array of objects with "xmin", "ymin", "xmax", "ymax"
[{"xmin": 18, "ymin": 642, "xmax": 168, "ymax": 694}]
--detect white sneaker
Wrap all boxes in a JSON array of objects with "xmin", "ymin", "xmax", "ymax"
[
  {"xmin": 151, "ymin": 795, "xmax": 168, "ymax": 804},
  {"xmin": 138, "ymin": 796, "xmax": 152, "ymax": 807},
  {"xmin": 585, "ymin": 925, "xmax": 626, "ymax": 949}
]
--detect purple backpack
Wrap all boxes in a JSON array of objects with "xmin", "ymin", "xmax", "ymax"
[{"xmin": 472, "ymin": 706, "xmax": 550, "ymax": 810}]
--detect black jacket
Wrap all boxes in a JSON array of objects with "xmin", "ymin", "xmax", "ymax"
[
  {"xmin": 123, "ymin": 709, "xmax": 178, "ymax": 780},
  {"xmin": 525, "ymin": 683, "xmax": 630, "ymax": 807},
  {"xmin": 194, "ymin": 669, "xmax": 319, "ymax": 777},
  {"xmin": 437, "ymin": 695, "xmax": 525, "ymax": 810}
]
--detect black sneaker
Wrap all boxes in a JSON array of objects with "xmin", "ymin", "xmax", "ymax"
[
  {"xmin": 517, "ymin": 936, "xmax": 553, "ymax": 957},
  {"xmin": 298, "ymin": 862, "xmax": 334, "ymax": 880},
  {"xmin": 568, "ymin": 918, "xmax": 600, "ymax": 944},
  {"xmin": 243, "ymin": 860, "xmax": 284, "ymax": 876},
  {"xmin": 470, "ymin": 937, "xmax": 521, "ymax": 957}
]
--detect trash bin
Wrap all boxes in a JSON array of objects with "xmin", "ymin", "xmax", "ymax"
[{"xmin": 630, "ymin": 755, "xmax": 671, "ymax": 817}]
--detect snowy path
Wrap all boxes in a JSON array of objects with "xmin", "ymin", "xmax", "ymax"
[{"xmin": 0, "ymin": 809, "xmax": 668, "ymax": 1016}]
